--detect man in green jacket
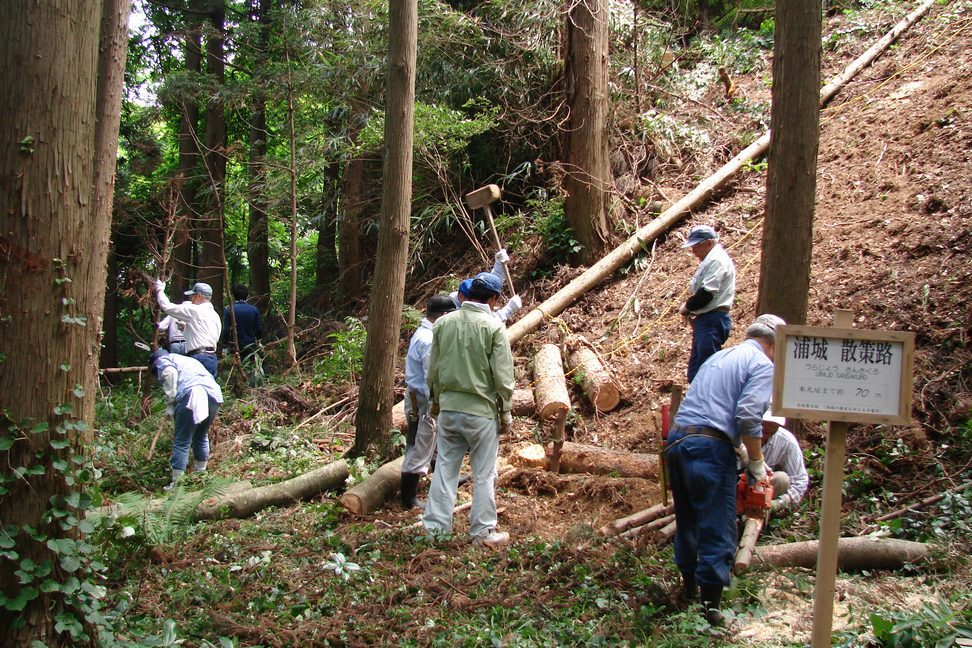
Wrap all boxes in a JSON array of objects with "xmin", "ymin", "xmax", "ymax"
[{"xmin": 422, "ymin": 272, "xmax": 516, "ymax": 547}]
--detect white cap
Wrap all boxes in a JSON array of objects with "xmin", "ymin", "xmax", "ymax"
[{"xmin": 762, "ymin": 410, "xmax": 786, "ymax": 426}]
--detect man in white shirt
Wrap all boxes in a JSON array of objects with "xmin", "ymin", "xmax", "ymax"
[
  {"xmin": 152, "ymin": 280, "xmax": 222, "ymax": 377},
  {"xmin": 679, "ymin": 225, "xmax": 736, "ymax": 383},
  {"xmin": 761, "ymin": 412, "xmax": 809, "ymax": 511},
  {"xmin": 158, "ymin": 314, "xmax": 187, "ymax": 355},
  {"xmin": 400, "ymin": 295, "xmax": 456, "ymax": 509}
]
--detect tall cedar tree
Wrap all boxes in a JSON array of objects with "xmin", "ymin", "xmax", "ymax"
[
  {"xmin": 563, "ymin": 0, "xmax": 613, "ymax": 265},
  {"xmin": 0, "ymin": 0, "xmax": 129, "ymax": 642},
  {"xmin": 757, "ymin": 2, "xmax": 823, "ymax": 324},
  {"xmin": 352, "ymin": 0, "xmax": 418, "ymax": 456}
]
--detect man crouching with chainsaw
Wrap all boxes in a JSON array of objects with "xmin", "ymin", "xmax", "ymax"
[{"xmin": 664, "ymin": 314, "xmax": 785, "ymax": 626}]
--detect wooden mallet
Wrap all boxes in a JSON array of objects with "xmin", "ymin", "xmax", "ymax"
[{"xmin": 464, "ymin": 184, "xmax": 515, "ymax": 296}]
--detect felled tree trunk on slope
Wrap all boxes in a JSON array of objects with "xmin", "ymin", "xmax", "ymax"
[
  {"xmin": 352, "ymin": 0, "xmax": 417, "ymax": 457},
  {"xmin": 547, "ymin": 442, "xmax": 658, "ymax": 479},
  {"xmin": 751, "ymin": 537, "xmax": 929, "ymax": 571},
  {"xmin": 534, "ymin": 345, "xmax": 570, "ymax": 421},
  {"xmin": 340, "ymin": 457, "xmax": 405, "ymax": 515},
  {"xmin": 564, "ymin": 335, "xmax": 621, "ymax": 412},
  {"xmin": 196, "ymin": 460, "xmax": 349, "ymax": 520}
]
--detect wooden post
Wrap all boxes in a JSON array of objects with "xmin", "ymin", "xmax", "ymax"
[{"xmin": 811, "ymin": 309, "xmax": 853, "ymax": 647}]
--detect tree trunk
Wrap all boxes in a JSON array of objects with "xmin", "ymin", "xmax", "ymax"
[
  {"xmin": 171, "ymin": 15, "xmax": 202, "ymax": 296},
  {"xmin": 599, "ymin": 502, "xmax": 674, "ymax": 537},
  {"xmin": 316, "ymin": 166, "xmax": 340, "ymax": 292},
  {"xmin": 563, "ymin": 0, "xmax": 613, "ymax": 265},
  {"xmin": 733, "ymin": 516, "xmax": 764, "ymax": 574},
  {"xmin": 199, "ymin": 1, "xmax": 227, "ymax": 313},
  {"xmin": 340, "ymin": 457, "xmax": 406, "ymax": 515},
  {"xmin": 752, "ymin": 537, "xmax": 929, "ymax": 571},
  {"xmin": 352, "ymin": 0, "xmax": 417, "ymax": 457},
  {"xmin": 533, "ymin": 344, "xmax": 571, "ymax": 420},
  {"xmin": 756, "ymin": 1, "xmax": 822, "ymax": 325},
  {"xmin": 196, "ymin": 460, "xmax": 349, "ymax": 520},
  {"xmin": 0, "ymin": 0, "xmax": 128, "ymax": 641},
  {"xmin": 338, "ymin": 100, "xmax": 369, "ymax": 310},
  {"xmin": 564, "ymin": 335, "xmax": 621, "ymax": 412},
  {"xmin": 545, "ymin": 441, "xmax": 658, "ymax": 478},
  {"xmin": 246, "ymin": 0, "xmax": 272, "ymax": 314},
  {"xmin": 100, "ymin": 248, "xmax": 119, "ymax": 369},
  {"xmin": 285, "ymin": 47, "xmax": 299, "ymax": 367}
]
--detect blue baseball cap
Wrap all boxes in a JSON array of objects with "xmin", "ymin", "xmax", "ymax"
[
  {"xmin": 471, "ymin": 272, "xmax": 502, "ymax": 296},
  {"xmin": 681, "ymin": 225, "xmax": 718, "ymax": 248},
  {"xmin": 458, "ymin": 278, "xmax": 474, "ymax": 297}
]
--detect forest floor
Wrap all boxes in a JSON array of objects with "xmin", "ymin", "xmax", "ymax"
[{"xmin": 95, "ymin": 2, "xmax": 971, "ymax": 646}]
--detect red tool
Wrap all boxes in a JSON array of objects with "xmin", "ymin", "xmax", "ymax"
[{"xmin": 736, "ymin": 471, "xmax": 774, "ymax": 519}]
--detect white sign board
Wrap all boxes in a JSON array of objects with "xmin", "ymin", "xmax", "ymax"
[{"xmin": 773, "ymin": 325, "xmax": 914, "ymax": 425}]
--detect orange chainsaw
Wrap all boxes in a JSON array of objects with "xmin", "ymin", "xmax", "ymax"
[{"xmin": 736, "ymin": 471, "xmax": 774, "ymax": 519}]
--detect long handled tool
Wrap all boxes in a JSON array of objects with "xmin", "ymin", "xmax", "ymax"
[{"xmin": 464, "ymin": 184, "xmax": 516, "ymax": 296}]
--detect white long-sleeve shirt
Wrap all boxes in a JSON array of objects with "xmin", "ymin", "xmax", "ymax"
[
  {"xmin": 155, "ymin": 286, "xmax": 222, "ymax": 352},
  {"xmin": 763, "ymin": 427, "xmax": 809, "ymax": 504}
]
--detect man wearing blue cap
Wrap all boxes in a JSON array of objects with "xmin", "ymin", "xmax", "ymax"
[
  {"xmin": 151, "ymin": 278, "xmax": 222, "ymax": 377},
  {"xmin": 148, "ymin": 349, "xmax": 224, "ymax": 489},
  {"xmin": 423, "ymin": 272, "xmax": 515, "ymax": 547},
  {"xmin": 450, "ymin": 249, "xmax": 522, "ymax": 323},
  {"xmin": 679, "ymin": 225, "xmax": 736, "ymax": 383}
]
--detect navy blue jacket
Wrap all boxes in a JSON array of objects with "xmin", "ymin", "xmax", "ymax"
[{"xmin": 223, "ymin": 301, "xmax": 264, "ymax": 349}]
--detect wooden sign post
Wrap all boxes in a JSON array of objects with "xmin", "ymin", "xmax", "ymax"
[{"xmin": 772, "ymin": 310, "xmax": 914, "ymax": 647}]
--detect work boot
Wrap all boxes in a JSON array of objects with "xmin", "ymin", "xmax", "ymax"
[
  {"xmin": 472, "ymin": 529, "xmax": 510, "ymax": 549},
  {"xmin": 699, "ymin": 583, "xmax": 725, "ymax": 627},
  {"xmin": 400, "ymin": 472, "xmax": 421, "ymax": 509},
  {"xmin": 679, "ymin": 573, "xmax": 699, "ymax": 606}
]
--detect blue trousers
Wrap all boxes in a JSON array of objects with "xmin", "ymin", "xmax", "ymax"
[
  {"xmin": 666, "ymin": 433, "xmax": 737, "ymax": 587},
  {"xmin": 171, "ymin": 394, "xmax": 219, "ymax": 471},
  {"xmin": 190, "ymin": 352, "xmax": 218, "ymax": 378},
  {"xmin": 688, "ymin": 310, "xmax": 731, "ymax": 382},
  {"xmin": 168, "ymin": 340, "xmax": 187, "ymax": 355}
]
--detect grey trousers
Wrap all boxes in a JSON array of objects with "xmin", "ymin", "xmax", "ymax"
[
  {"xmin": 402, "ymin": 392, "xmax": 435, "ymax": 475},
  {"xmin": 422, "ymin": 410, "xmax": 499, "ymax": 539}
]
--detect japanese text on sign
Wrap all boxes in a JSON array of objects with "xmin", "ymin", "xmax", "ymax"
[{"xmin": 780, "ymin": 335, "xmax": 904, "ymax": 417}]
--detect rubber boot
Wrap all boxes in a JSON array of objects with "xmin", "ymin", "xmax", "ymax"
[
  {"xmin": 679, "ymin": 573, "xmax": 698, "ymax": 606},
  {"xmin": 699, "ymin": 583, "xmax": 724, "ymax": 627},
  {"xmin": 400, "ymin": 472, "xmax": 420, "ymax": 509}
]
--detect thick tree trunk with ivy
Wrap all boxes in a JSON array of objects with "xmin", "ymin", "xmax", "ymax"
[
  {"xmin": 563, "ymin": 0, "xmax": 613, "ymax": 265},
  {"xmin": 198, "ymin": 1, "xmax": 228, "ymax": 313},
  {"xmin": 171, "ymin": 13, "xmax": 203, "ymax": 296},
  {"xmin": 352, "ymin": 0, "xmax": 417, "ymax": 457},
  {"xmin": 247, "ymin": 0, "xmax": 273, "ymax": 313},
  {"xmin": 756, "ymin": 1, "xmax": 822, "ymax": 325},
  {"xmin": 0, "ymin": 0, "xmax": 128, "ymax": 642}
]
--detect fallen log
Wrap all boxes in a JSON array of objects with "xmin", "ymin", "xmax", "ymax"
[
  {"xmin": 654, "ymin": 520, "xmax": 677, "ymax": 545},
  {"xmin": 564, "ymin": 335, "xmax": 621, "ymax": 412},
  {"xmin": 733, "ymin": 516, "xmax": 764, "ymax": 574},
  {"xmin": 533, "ymin": 344, "xmax": 570, "ymax": 421},
  {"xmin": 546, "ymin": 441, "xmax": 658, "ymax": 479},
  {"xmin": 599, "ymin": 502, "xmax": 674, "ymax": 536},
  {"xmin": 196, "ymin": 459, "xmax": 349, "ymax": 520},
  {"xmin": 751, "ymin": 537, "xmax": 929, "ymax": 571},
  {"xmin": 340, "ymin": 456, "xmax": 405, "ymax": 516},
  {"xmin": 620, "ymin": 513, "xmax": 676, "ymax": 540},
  {"xmin": 505, "ymin": 4, "xmax": 934, "ymax": 347},
  {"xmin": 91, "ymin": 480, "xmax": 255, "ymax": 521}
]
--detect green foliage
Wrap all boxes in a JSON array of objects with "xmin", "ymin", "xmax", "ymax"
[
  {"xmin": 518, "ymin": 198, "xmax": 582, "ymax": 276},
  {"xmin": 837, "ymin": 595, "xmax": 972, "ymax": 647},
  {"xmin": 313, "ymin": 317, "xmax": 367, "ymax": 383}
]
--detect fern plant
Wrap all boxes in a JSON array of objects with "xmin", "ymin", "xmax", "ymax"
[{"xmin": 105, "ymin": 478, "xmax": 234, "ymax": 545}]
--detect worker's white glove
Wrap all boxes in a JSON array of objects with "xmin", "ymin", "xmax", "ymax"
[
  {"xmin": 734, "ymin": 443, "xmax": 749, "ymax": 466},
  {"xmin": 747, "ymin": 459, "xmax": 768, "ymax": 482},
  {"xmin": 153, "ymin": 279, "xmax": 165, "ymax": 293},
  {"xmin": 770, "ymin": 496, "xmax": 790, "ymax": 512},
  {"xmin": 494, "ymin": 249, "xmax": 510, "ymax": 264},
  {"xmin": 678, "ymin": 303, "xmax": 690, "ymax": 317},
  {"xmin": 499, "ymin": 411, "xmax": 513, "ymax": 434},
  {"xmin": 507, "ymin": 294, "xmax": 522, "ymax": 313}
]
